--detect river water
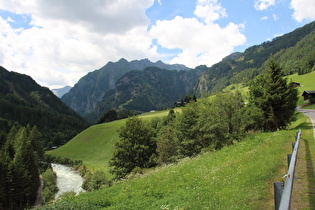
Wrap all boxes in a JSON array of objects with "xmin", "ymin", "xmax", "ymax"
[{"xmin": 51, "ymin": 163, "xmax": 85, "ymax": 198}]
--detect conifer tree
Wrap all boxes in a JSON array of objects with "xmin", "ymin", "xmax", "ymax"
[
  {"xmin": 249, "ymin": 58, "xmax": 298, "ymax": 131},
  {"xmin": 0, "ymin": 125, "xmax": 42, "ymax": 209}
]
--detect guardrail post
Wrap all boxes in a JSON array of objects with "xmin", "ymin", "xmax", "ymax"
[{"xmin": 274, "ymin": 181, "xmax": 284, "ymax": 210}]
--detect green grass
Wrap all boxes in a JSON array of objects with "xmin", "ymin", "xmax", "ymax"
[
  {"xmin": 47, "ymin": 109, "xmax": 181, "ymax": 178},
  {"xmin": 43, "ymin": 112, "xmax": 311, "ymax": 210}
]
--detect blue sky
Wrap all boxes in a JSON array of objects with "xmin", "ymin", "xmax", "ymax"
[{"xmin": 0, "ymin": 0, "xmax": 314, "ymax": 88}]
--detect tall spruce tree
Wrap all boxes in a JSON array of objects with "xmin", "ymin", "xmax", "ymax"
[{"xmin": 249, "ymin": 58, "xmax": 298, "ymax": 131}]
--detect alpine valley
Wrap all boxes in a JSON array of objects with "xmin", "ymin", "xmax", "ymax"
[{"xmin": 0, "ymin": 19, "xmax": 315, "ymax": 210}]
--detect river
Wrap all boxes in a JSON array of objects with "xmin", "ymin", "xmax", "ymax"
[{"xmin": 51, "ymin": 163, "xmax": 85, "ymax": 198}]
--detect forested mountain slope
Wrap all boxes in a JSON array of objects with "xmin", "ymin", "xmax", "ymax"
[
  {"xmin": 61, "ymin": 58, "xmax": 191, "ymax": 118},
  {"xmin": 195, "ymin": 20, "xmax": 315, "ymax": 95},
  {"xmin": 0, "ymin": 66, "xmax": 89, "ymax": 147},
  {"xmin": 85, "ymin": 66, "xmax": 206, "ymax": 122}
]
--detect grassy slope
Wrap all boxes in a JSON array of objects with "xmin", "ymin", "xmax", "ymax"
[
  {"xmin": 47, "ymin": 109, "xmax": 180, "ymax": 178},
  {"xmin": 43, "ymin": 113, "xmax": 310, "ymax": 210}
]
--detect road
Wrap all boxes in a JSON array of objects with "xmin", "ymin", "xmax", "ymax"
[{"xmin": 297, "ymin": 106, "xmax": 315, "ymax": 139}]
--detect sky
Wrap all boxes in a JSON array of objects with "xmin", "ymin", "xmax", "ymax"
[{"xmin": 0, "ymin": 0, "xmax": 314, "ymax": 89}]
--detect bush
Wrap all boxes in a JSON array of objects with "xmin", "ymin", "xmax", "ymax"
[
  {"xmin": 82, "ymin": 170, "xmax": 109, "ymax": 192},
  {"xmin": 42, "ymin": 167, "xmax": 58, "ymax": 204}
]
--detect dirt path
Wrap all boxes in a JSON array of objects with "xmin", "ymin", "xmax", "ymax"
[{"xmin": 291, "ymin": 108, "xmax": 315, "ymax": 209}]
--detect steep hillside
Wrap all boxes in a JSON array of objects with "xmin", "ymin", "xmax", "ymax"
[
  {"xmin": 61, "ymin": 58, "xmax": 191, "ymax": 118},
  {"xmin": 195, "ymin": 21, "xmax": 315, "ymax": 95},
  {"xmin": 0, "ymin": 66, "xmax": 88, "ymax": 147},
  {"xmin": 85, "ymin": 66, "xmax": 206, "ymax": 122}
]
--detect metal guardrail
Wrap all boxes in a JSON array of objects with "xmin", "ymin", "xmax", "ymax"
[{"xmin": 274, "ymin": 130, "xmax": 301, "ymax": 210}]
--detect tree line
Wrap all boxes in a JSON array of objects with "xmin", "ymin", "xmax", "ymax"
[
  {"xmin": 0, "ymin": 125, "xmax": 45, "ymax": 209},
  {"xmin": 109, "ymin": 59, "xmax": 298, "ymax": 179}
]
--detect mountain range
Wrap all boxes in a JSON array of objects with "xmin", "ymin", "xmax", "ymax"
[
  {"xmin": 61, "ymin": 58, "xmax": 193, "ymax": 122},
  {"xmin": 1, "ymin": 20, "xmax": 314, "ymax": 130},
  {"xmin": 60, "ymin": 21, "xmax": 315, "ymax": 123},
  {"xmin": 84, "ymin": 65, "xmax": 207, "ymax": 122},
  {"xmin": 194, "ymin": 21, "xmax": 315, "ymax": 95}
]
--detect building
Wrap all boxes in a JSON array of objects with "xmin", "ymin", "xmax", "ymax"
[{"xmin": 302, "ymin": 90, "xmax": 315, "ymax": 101}]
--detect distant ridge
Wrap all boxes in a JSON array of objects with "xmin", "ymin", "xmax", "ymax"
[
  {"xmin": 52, "ymin": 85, "xmax": 72, "ymax": 98},
  {"xmin": 61, "ymin": 58, "xmax": 191, "ymax": 119},
  {"xmin": 85, "ymin": 65, "xmax": 206, "ymax": 122},
  {"xmin": 194, "ymin": 20, "xmax": 315, "ymax": 95}
]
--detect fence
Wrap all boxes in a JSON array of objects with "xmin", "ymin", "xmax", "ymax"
[{"xmin": 274, "ymin": 130, "xmax": 301, "ymax": 210}]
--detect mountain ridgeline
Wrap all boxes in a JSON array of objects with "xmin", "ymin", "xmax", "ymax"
[
  {"xmin": 52, "ymin": 85, "xmax": 72, "ymax": 98},
  {"xmin": 61, "ymin": 58, "xmax": 194, "ymax": 122},
  {"xmin": 85, "ymin": 65, "xmax": 207, "ymax": 122},
  {"xmin": 0, "ymin": 66, "xmax": 88, "ymax": 147},
  {"xmin": 194, "ymin": 21, "xmax": 315, "ymax": 95}
]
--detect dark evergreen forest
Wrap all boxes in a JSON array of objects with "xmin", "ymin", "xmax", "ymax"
[
  {"xmin": 0, "ymin": 66, "xmax": 89, "ymax": 148},
  {"xmin": 0, "ymin": 125, "xmax": 44, "ymax": 209}
]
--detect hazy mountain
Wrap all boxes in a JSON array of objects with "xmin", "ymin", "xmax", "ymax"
[
  {"xmin": 194, "ymin": 21, "xmax": 315, "ymax": 95},
  {"xmin": 85, "ymin": 65, "xmax": 207, "ymax": 122},
  {"xmin": 0, "ymin": 66, "xmax": 88, "ymax": 147},
  {"xmin": 61, "ymin": 58, "xmax": 191, "ymax": 118},
  {"xmin": 52, "ymin": 85, "xmax": 72, "ymax": 98}
]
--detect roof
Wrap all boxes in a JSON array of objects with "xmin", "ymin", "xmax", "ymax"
[{"xmin": 302, "ymin": 90, "xmax": 315, "ymax": 96}]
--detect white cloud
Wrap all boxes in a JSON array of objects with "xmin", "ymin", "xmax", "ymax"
[
  {"xmin": 291, "ymin": 0, "xmax": 315, "ymax": 22},
  {"xmin": 261, "ymin": 16, "xmax": 269, "ymax": 20},
  {"xmin": 149, "ymin": 16, "xmax": 246, "ymax": 68},
  {"xmin": 273, "ymin": 14, "xmax": 278, "ymax": 20},
  {"xmin": 0, "ymin": 0, "xmax": 158, "ymax": 88},
  {"xmin": 149, "ymin": 0, "xmax": 245, "ymax": 68},
  {"xmin": 254, "ymin": 0, "xmax": 275, "ymax": 10},
  {"xmin": 194, "ymin": 0, "xmax": 227, "ymax": 23}
]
